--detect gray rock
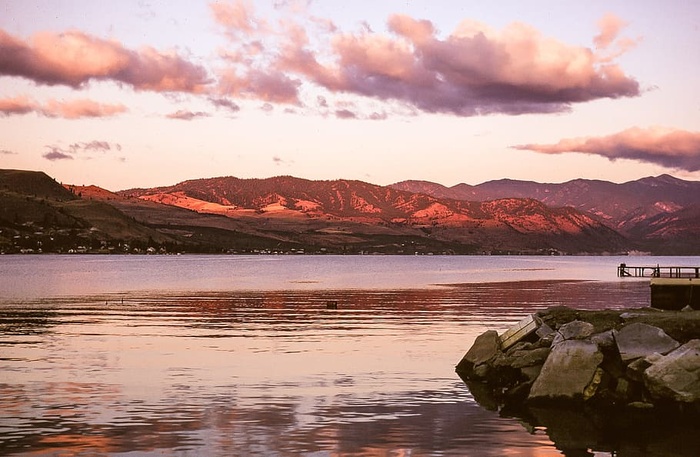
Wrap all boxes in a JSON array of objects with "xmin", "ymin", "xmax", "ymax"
[
  {"xmin": 456, "ymin": 330, "xmax": 500, "ymax": 375},
  {"xmin": 591, "ymin": 330, "xmax": 615, "ymax": 350},
  {"xmin": 614, "ymin": 322, "xmax": 680, "ymax": 362},
  {"xmin": 511, "ymin": 347, "xmax": 552, "ymax": 369},
  {"xmin": 559, "ymin": 320, "xmax": 595, "ymax": 340},
  {"xmin": 626, "ymin": 357, "xmax": 653, "ymax": 383},
  {"xmin": 536, "ymin": 322, "xmax": 555, "ymax": 340},
  {"xmin": 551, "ymin": 331, "xmax": 565, "ymax": 347},
  {"xmin": 551, "ymin": 320, "xmax": 595, "ymax": 347},
  {"xmin": 496, "ymin": 347, "xmax": 551, "ymax": 369},
  {"xmin": 528, "ymin": 340, "xmax": 603, "ymax": 402},
  {"xmin": 505, "ymin": 341, "xmax": 532, "ymax": 356},
  {"xmin": 644, "ymin": 339, "xmax": 700, "ymax": 403}
]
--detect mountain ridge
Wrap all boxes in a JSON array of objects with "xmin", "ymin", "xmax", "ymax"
[
  {"xmin": 2, "ymin": 168, "xmax": 699, "ymax": 254},
  {"xmin": 391, "ymin": 174, "xmax": 700, "ymax": 234}
]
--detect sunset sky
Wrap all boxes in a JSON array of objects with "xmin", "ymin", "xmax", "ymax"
[{"xmin": 1, "ymin": 0, "xmax": 699, "ymax": 191}]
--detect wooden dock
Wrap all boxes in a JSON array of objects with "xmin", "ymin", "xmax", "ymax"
[{"xmin": 617, "ymin": 263, "xmax": 700, "ymax": 278}]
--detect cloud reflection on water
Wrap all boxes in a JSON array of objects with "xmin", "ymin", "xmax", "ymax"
[{"xmin": 0, "ymin": 280, "xmax": 650, "ymax": 456}]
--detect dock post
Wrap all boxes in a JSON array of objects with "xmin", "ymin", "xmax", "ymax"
[{"xmin": 618, "ymin": 263, "xmax": 628, "ymax": 277}]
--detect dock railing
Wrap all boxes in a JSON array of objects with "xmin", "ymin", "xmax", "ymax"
[{"xmin": 617, "ymin": 263, "xmax": 700, "ymax": 278}]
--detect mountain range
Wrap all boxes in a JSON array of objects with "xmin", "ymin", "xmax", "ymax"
[{"xmin": 1, "ymin": 169, "xmax": 699, "ymax": 255}]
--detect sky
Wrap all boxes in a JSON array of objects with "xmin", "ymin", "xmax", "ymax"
[{"xmin": 0, "ymin": 0, "xmax": 699, "ymax": 191}]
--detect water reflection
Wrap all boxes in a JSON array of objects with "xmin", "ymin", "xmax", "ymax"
[
  {"xmin": 1, "ymin": 280, "xmax": 650, "ymax": 456},
  {"xmin": 2, "ymin": 381, "xmax": 561, "ymax": 456},
  {"xmin": 465, "ymin": 388, "xmax": 700, "ymax": 457}
]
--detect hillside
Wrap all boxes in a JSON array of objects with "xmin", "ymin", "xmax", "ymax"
[
  {"xmin": 118, "ymin": 175, "xmax": 629, "ymax": 255},
  {"xmin": 0, "ymin": 170, "xmax": 177, "ymax": 254},
  {"xmin": 392, "ymin": 174, "xmax": 700, "ymax": 253},
  {"xmin": 7, "ymin": 168, "xmax": 699, "ymax": 255}
]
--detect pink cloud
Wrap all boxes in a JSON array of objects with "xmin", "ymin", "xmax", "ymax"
[
  {"xmin": 74, "ymin": 140, "xmax": 120, "ymax": 152},
  {"xmin": 1, "ymin": 149, "xmax": 17, "ymax": 155},
  {"xmin": 274, "ymin": 14, "xmax": 640, "ymax": 116},
  {"xmin": 166, "ymin": 110, "xmax": 211, "ymax": 120},
  {"xmin": 43, "ymin": 99, "xmax": 127, "ymax": 119},
  {"xmin": 335, "ymin": 109, "xmax": 357, "ymax": 119},
  {"xmin": 209, "ymin": 96, "xmax": 241, "ymax": 112},
  {"xmin": 594, "ymin": 14, "xmax": 627, "ymax": 49},
  {"xmin": 0, "ymin": 95, "xmax": 36, "ymax": 115},
  {"xmin": 42, "ymin": 147, "xmax": 74, "ymax": 161},
  {"xmin": 0, "ymin": 28, "xmax": 210, "ymax": 92},
  {"xmin": 0, "ymin": 95, "xmax": 127, "ymax": 118},
  {"xmin": 210, "ymin": 0, "xmax": 261, "ymax": 34},
  {"xmin": 218, "ymin": 68, "xmax": 301, "ymax": 104},
  {"xmin": 42, "ymin": 140, "xmax": 122, "ymax": 161},
  {"xmin": 512, "ymin": 127, "xmax": 700, "ymax": 171}
]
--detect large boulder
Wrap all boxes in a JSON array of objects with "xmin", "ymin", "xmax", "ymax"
[
  {"xmin": 528, "ymin": 340, "xmax": 603, "ymax": 402},
  {"xmin": 614, "ymin": 322, "xmax": 680, "ymax": 362},
  {"xmin": 644, "ymin": 339, "xmax": 700, "ymax": 403},
  {"xmin": 456, "ymin": 330, "xmax": 500, "ymax": 377}
]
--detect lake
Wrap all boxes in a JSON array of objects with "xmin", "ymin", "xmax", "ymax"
[{"xmin": 0, "ymin": 255, "xmax": 694, "ymax": 456}]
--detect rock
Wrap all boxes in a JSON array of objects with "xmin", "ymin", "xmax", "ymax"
[
  {"xmin": 458, "ymin": 306, "xmax": 700, "ymax": 416},
  {"xmin": 583, "ymin": 367, "xmax": 605, "ymax": 400},
  {"xmin": 510, "ymin": 347, "xmax": 552, "ymax": 369},
  {"xmin": 536, "ymin": 322, "xmax": 555, "ymax": 340},
  {"xmin": 521, "ymin": 365, "xmax": 543, "ymax": 382},
  {"xmin": 505, "ymin": 341, "xmax": 533, "ymax": 356},
  {"xmin": 614, "ymin": 322, "xmax": 680, "ymax": 362},
  {"xmin": 591, "ymin": 330, "xmax": 615, "ymax": 350},
  {"xmin": 456, "ymin": 330, "xmax": 500, "ymax": 376},
  {"xmin": 626, "ymin": 357, "xmax": 653, "ymax": 383},
  {"xmin": 615, "ymin": 377, "xmax": 630, "ymax": 398},
  {"xmin": 559, "ymin": 320, "xmax": 595, "ymax": 340},
  {"xmin": 552, "ymin": 320, "xmax": 596, "ymax": 346},
  {"xmin": 644, "ymin": 339, "xmax": 700, "ymax": 403},
  {"xmin": 528, "ymin": 340, "xmax": 604, "ymax": 402}
]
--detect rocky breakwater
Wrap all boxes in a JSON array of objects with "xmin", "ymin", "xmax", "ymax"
[
  {"xmin": 457, "ymin": 306, "xmax": 700, "ymax": 413},
  {"xmin": 457, "ymin": 307, "xmax": 700, "ymax": 455},
  {"xmin": 456, "ymin": 307, "xmax": 700, "ymax": 412}
]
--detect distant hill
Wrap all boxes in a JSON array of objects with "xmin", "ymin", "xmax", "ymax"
[
  {"xmin": 0, "ymin": 170, "xmax": 177, "ymax": 254},
  {"xmin": 118, "ymin": 175, "xmax": 629, "ymax": 254},
  {"xmin": 0, "ymin": 168, "xmax": 77, "ymax": 201},
  {"xmin": 391, "ymin": 174, "xmax": 700, "ymax": 254},
  {"xmin": 5, "ymin": 168, "xmax": 699, "ymax": 255}
]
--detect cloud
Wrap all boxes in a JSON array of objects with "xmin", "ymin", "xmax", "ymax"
[
  {"xmin": 218, "ymin": 9, "xmax": 640, "ymax": 116},
  {"xmin": 0, "ymin": 95, "xmax": 36, "ymax": 115},
  {"xmin": 42, "ymin": 147, "xmax": 74, "ymax": 161},
  {"xmin": 369, "ymin": 111, "xmax": 388, "ymax": 121},
  {"xmin": 209, "ymin": 96, "xmax": 241, "ymax": 112},
  {"xmin": 0, "ymin": 95, "xmax": 127, "ymax": 118},
  {"xmin": 594, "ymin": 14, "xmax": 626, "ymax": 49},
  {"xmin": 512, "ymin": 127, "xmax": 700, "ymax": 171},
  {"xmin": 335, "ymin": 109, "xmax": 357, "ymax": 119},
  {"xmin": 166, "ymin": 110, "xmax": 211, "ymax": 120},
  {"xmin": 210, "ymin": 0, "xmax": 263, "ymax": 35},
  {"xmin": 43, "ymin": 99, "xmax": 127, "ymax": 119},
  {"xmin": 73, "ymin": 140, "xmax": 120, "ymax": 153},
  {"xmin": 1, "ymin": 149, "xmax": 17, "ymax": 155},
  {"xmin": 42, "ymin": 141, "xmax": 122, "ymax": 161},
  {"xmin": 0, "ymin": 28, "xmax": 210, "ymax": 93},
  {"xmin": 218, "ymin": 68, "xmax": 302, "ymax": 104}
]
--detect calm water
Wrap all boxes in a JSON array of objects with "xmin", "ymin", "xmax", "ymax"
[{"xmin": 0, "ymin": 255, "xmax": 693, "ymax": 456}]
